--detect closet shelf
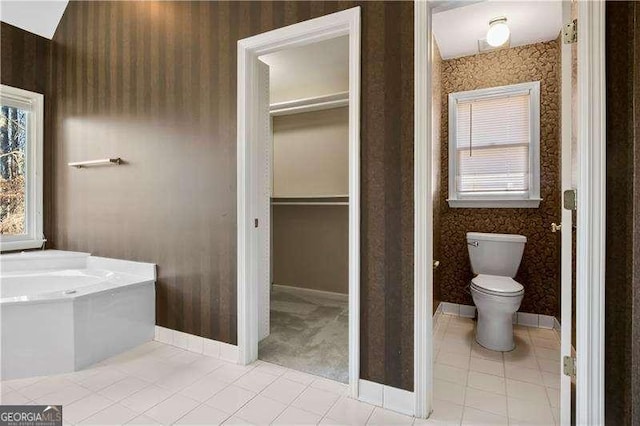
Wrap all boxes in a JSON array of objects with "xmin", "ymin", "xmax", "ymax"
[
  {"xmin": 271, "ymin": 202, "xmax": 348, "ymax": 206},
  {"xmin": 270, "ymin": 91, "xmax": 348, "ymax": 116},
  {"xmin": 271, "ymin": 195, "xmax": 349, "ymax": 206}
]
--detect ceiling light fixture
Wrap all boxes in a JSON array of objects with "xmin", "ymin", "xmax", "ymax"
[{"xmin": 486, "ymin": 16, "xmax": 510, "ymax": 47}]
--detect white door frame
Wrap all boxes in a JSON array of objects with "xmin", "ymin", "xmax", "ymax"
[
  {"xmin": 575, "ymin": 1, "xmax": 606, "ymax": 424},
  {"xmin": 414, "ymin": 0, "xmax": 433, "ymax": 419},
  {"xmin": 236, "ymin": 7, "xmax": 361, "ymax": 398},
  {"xmin": 414, "ymin": 0, "xmax": 607, "ymax": 424},
  {"xmin": 559, "ymin": 0, "xmax": 574, "ymax": 423}
]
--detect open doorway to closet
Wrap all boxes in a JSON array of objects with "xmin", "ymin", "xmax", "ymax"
[
  {"xmin": 257, "ymin": 37, "xmax": 350, "ymax": 383},
  {"xmin": 236, "ymin": 8, "xmax": 360, "ymax": 396}
]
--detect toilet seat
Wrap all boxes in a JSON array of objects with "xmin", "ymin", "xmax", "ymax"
[{"xmin": 471, "ymin": 274, "xmax": 524, "ymax": 297}]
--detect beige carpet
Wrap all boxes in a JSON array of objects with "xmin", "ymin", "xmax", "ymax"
[{"xmin": 258, "ymin": 286, "xmax": 348, "ymax": 383}]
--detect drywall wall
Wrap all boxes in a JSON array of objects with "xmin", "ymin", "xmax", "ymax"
[
  {"xmin": 272, "ymin": 204, "xmax": 348, "ymax": 294},
  {"xmin": 271, "ymin": 106, "xmax": 348, "ymax": 295},
  {"xmin": 261, "ymin": 36, "xmax": 349, "ymax": 104},
  {"xmin": 273, "ymin": 107, "xmax": 348, "ymax": 197}
]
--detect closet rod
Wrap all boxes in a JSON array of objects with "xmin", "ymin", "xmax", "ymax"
[
  {"xmin": 271, "ymin": 202, "xmax": 349, "ymax": 206},
  {"xmin": 270, "ymin": 91, "xmax": 348, "ymax": 116},
  {"xmin": 271, "ymin": 195, "xmax": 348, "ymax": 199}
]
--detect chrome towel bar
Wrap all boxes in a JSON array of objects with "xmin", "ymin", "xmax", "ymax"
[{"xmin": 68, "ymin": 158, "xmax": 122, "ymax": 168}]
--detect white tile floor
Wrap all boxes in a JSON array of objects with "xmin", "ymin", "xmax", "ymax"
[
  {"xmin": 0, "ymin": 314, "xmax": 561, "ymax": 425},
  {"xmin": 430, "ymin": 314, "xmax": 561, "ymax": 426},
  {"xmin": 0, "ymin": 341, "xmax": 410, "ymax": 425}
]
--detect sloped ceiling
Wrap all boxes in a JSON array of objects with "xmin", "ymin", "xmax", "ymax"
[{"xmin": 0, "ymin": 1, "xmax": 68, "ymax": 39}]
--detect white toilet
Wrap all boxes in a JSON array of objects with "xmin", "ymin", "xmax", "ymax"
[{"xmin": 467, "ymin": 232, "xmax": 526, "ymax": 351}]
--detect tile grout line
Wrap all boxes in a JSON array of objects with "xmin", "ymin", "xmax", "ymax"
[
  {"xmin": 448, "ymin": 317, "xmax": 471, "ymax": 424},
  {"xmin": 180, "ymin": 360, "xmax": 345, "ymax": 425},
  {"xmin": 250, "ymin": 367, "xmax": 346, "ymax": 425},
  {"xmin": 260, "ymin": 372, "xmax": 321, "ymax": 424},
  {"xmin": 145, "ymin": 360, "xmax": 292, "ymax": 424},
  {"xmin": 107, "ymin": 347, "xmax": 252, "ymax": 425}
]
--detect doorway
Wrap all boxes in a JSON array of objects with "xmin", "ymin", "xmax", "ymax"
[
  {"xmin": 257, "ymin": 36, "xmax": 350, "ymax": 383},
  {"xmin": 417, "ymin": 0, "xmax": 606, "ymax": 423},
  {"xmin": 236, "ymin": 7, "xmax": 361, "ymax": 398}
]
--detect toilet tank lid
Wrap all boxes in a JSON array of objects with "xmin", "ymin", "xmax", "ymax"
[{"xmin": 466, "ymin": 232, "xmax": 527, "ymax": 243}]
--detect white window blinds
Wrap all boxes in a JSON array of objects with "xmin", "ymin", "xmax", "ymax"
[{"xmin": 455, "ymin": 93, "xmax": 530, "ymax": 193}]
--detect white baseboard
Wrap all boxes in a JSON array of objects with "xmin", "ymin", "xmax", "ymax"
[
  {"xmin": 272, "ymin": 283, "xmax": 348, "ymax": 302},
  {"xmin": 438, "ymin": 302, "xmax": 559, "ymax": 329},
  {"xmin": 433, "ymin": 304, "xmax": 443, "ymax": 329},
  {"xmin": 358, "ymin": 379, "xmax": 384, "ymax": 406},
  {"xmin": 358, "ymin": 379, "xmax": 414, "ymax": 416},
  {"xmin": 154, "ymin": 326, "xmax": 239, "ymax": 363}
]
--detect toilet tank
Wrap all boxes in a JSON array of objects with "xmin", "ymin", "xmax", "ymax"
[{"xmin": 466, "ymin": 232, "xmax": 527, "ymax": 278}]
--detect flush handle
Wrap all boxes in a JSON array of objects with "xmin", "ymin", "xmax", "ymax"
[{"xmin": 467, "ymin": 241, "xmax": 479, "ymax": 248}]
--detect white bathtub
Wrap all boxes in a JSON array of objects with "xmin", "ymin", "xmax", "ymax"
[{"xmin": 0, "ymin": 250, "xmax": 155, "ymax": 380}]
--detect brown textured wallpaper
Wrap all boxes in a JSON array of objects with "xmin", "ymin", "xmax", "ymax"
[
  {"xmin": 48, "ymin": 1, "xmax": 415, "ymax": 390},
  {"xmin": 633, "ymin": 2, "xmax": 640, "ymax": 417},
  {"xmin": 1, "ymin": 23, "xmax": 49, "ymax": 94},
  {"xmin": 633, "ymin": 5, "xmax": 640, "ymax": 419},
  {"xmin": 437, "ymin": 41, "xmax": 561, "ymax": 317},
  {"xmin": 605, "ymin": 1, "xmax": 640, "ymax": 424},
  {"xmin": 0, "ymin": 23, "xmax": 53, "ymax": 242}
]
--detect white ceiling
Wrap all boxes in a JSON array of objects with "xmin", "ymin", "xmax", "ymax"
[
  {"xmin": 433, "ymin": 0, "xmax": 563, "ymax": 59},
  {"xmin": 0, "ymin": 1, "xmax": 68, "ymax": 39},
  {"xmin": 260, "ymin": 36, "xmax": 349, "ymax": 104}
]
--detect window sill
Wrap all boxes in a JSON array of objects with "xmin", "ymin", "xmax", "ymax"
[
  {"xmin": 0, "ymin": 239, "xmax": 47, "ymax": 252},
  {"xmin": 447, "ymin": 198, "xmax": 542, "ymax": 209}
]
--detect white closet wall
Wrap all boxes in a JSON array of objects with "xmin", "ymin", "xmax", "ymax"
[
  {"xmin": 272, "ymin": 107, "xmax": 349, "ymax": 197},
  {"xmin": 271, "ymin": 104, "xmax": 349, "ymax": 295}
]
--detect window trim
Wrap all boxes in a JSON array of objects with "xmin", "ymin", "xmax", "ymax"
[
  {"xmin": 0, "ymin": 85, "xmax": 44, "ymax": 251},
  {"xmin": 447, "ymin": 81, "xmax": 542, "ymax": 208}
]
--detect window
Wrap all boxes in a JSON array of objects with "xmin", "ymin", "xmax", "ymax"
[
  {"xmin": 0, "ymin": 85, "xmax": 44, "ymax": 250},
  {"xmin": 447, "ymin": 81, "xmax": 541, "ymax": 208}
]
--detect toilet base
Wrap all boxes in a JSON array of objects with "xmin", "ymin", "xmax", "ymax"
[
  {"xmin": 471, "ymin": 284, "xmax": 523, "ymax": 352},
  {"xmin": 475, "ymin": 310, "xmax": 515, "ymax": 351}
]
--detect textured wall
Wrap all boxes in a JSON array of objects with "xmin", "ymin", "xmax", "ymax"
[
  {"xmin": 437, "ymin": 41, "xmax": 561, "ymax": 316},
  {"xmin": 633, "ymin": 3, "xmax": 640, "ymax": 417},
  {"xmin": 0, "ymin": 22, "xmax": 53, "ymax": 244},
  {"xmin": 605, "ymin": 2, "xmax": 640, "ymax": 424},
  {"xmin": 432, "ymin": 40, "xmax": 442, "ymax": 314},
  {"xmin": 49, "ymin": 1, "xmax": 415, "ymax": 390},
  {"xmin": 1, "ymin": 23, "xmax": 49, "ymax": 94}
]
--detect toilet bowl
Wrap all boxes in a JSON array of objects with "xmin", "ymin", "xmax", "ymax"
[
  {"xmin": 467, "ymin": 232, "xmax": 527, "ymax": 351},
  {"xmin": 471, "ymin": 274, "xmax": 524, "ymax": 351}
]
